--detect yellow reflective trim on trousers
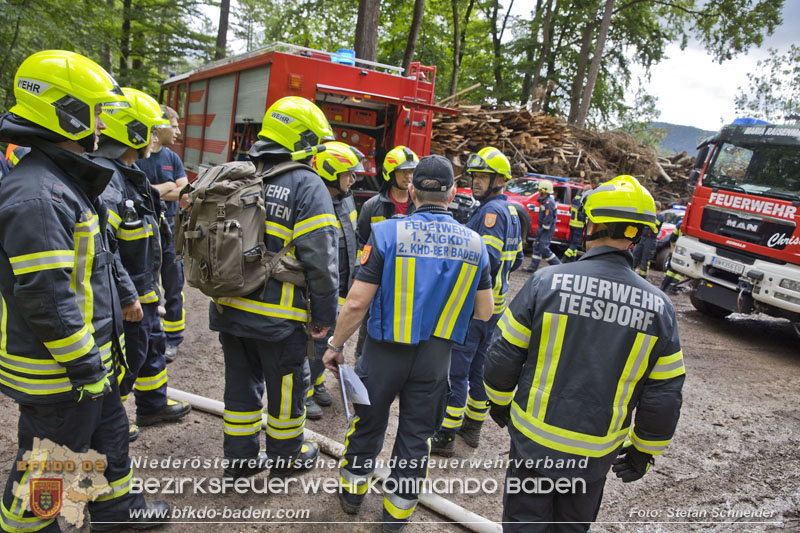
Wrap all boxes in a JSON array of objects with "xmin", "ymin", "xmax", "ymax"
[
  {"xmin": 9, "ymin": 249, "xmax": 75, "ymax": 275},
  {"xmin": 340, "ymin": 415, "xmax": 360, "ymax": 468},
  {"xmin": 527, "ymin": 313, "xmax": 567, "ymax": 419},
  {"xmin": 314, "ymin": 374, "xmax": 325, "ymax": 386},
  {"xmin": 629, "ymin": 426, "xmax": 671, "ymax": 456},
  {"xmin": 95, "ymin": 469, "xmax": 133, "ymax": 502},
  {"xmin": 224, "ymin": 420, "xmax": 262, "ymax": 436},
  {"xmin": 10, "ymin": 458, "xmax": 33, "ymax": 514},
  {"xmin": 433, "ymin": 263, "xmax": 477, "ymax": 339},
  {"xmin": 393, "ymin": 257, "xmax": 415, "ymax": 343},
  {"xmin": 650, "ymin": 350, "xmax": 685, "ymax": 380},
  {"xmin": 446, "ymin": 405, "xmax": 466, "ymax": 415},
  {"xmin": 294, "ymin": 213, "xmax": 338, "ymax": 239},
  {"xmin": 223, "ymin": 409, "xmax": 263, "ymax": 422},
  {"xmin": 1, "ymin": 500, "xmax": 54, "ymax": 532},
  {"xmin": 265, "ymin": 424, "xmax": 304, "ymax": 439},
  {"xmin": 665, "ymin": 270, "xmax": 683, "ymax": 280},
  {"xmin": 481, "ymin": 234, "xmax": 503, "ymax": 252},
  {"xmin": 484, "ymin": 382, "xmax": 513, "ymax": 406},
  {"xmin": 265, "ymin": 221, "xmax": 292, "ymax": 244},
  {"xmin": 608, "ymin": 333, "xmax": 657, "ymax": 435},
  {"xmin": 279, "ymin": 373, "xmax": 293, "ymax": 420},
  {"xmin": 117, "ymin": 223, "xmax": 154, "ymax": 241},
  {"xmin": 43, "ymin": 324, "xmax": 96, "ymax": 363},
  {"xmin": 370, "ymin": 216, "xmax": 386, "ymax": 225},
  {"xmin": 498, "ymin": 308, "xmax": 531, "ymax": 349},
  {"xmin": 1, "ymin": 294, "xmax": 7, "ymax": 355},
  {"xmin": 467, "ymin": 395, "xmax": 488, "ymax": 409},
  {"xmin": 384, "ymin": 493, "xmax": 417, "ymax": 520},
  {"xmin": 510, "ymin": 402, "xmax": 628, "ymax": 458},
  {"xmin": 134, "ymin": 368, "xmax": 167, "ymax": 391},
  {"xmin": 215, "ymin": 297, "xmax": 308, "ymax": 321},
  {"xmin": 73, "ymin": 214, "xmax": 98, "ymax": 329},
  {"xmin": 162, "ymin": 313, "xmax": 185, "ymax": 332},
  {"xmin": 108, "ymin": 209, "xmax": 121, "ymax": 230},
  {"xmin": 339, "ymin": 474, "xmax": 369, "ymax": 495},
  {"xmin": 139, "ymin": 291, "xmax": 159, "ymax": 304},
  {"xmin": 465, "ymin": 408, "xmax": 488, "ymax": 421}
]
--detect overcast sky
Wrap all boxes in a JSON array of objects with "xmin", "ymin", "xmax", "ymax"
[{"xmin": 634, "ymin": 1, "xmax": 799, "ymax": 131}]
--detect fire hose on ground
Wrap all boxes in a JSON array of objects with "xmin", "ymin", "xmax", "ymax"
[{"xmin": 167, "ymin": 387, "xmax": 502, "ymax": 533}]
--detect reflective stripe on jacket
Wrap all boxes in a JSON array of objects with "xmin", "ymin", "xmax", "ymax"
[
  {"xmin": 569, "ymin": 192, "xmax": 585, "ymax": 228},
  {"xmin": 209, "ymin": 155, "xmax": 339, "ymax": 342},
  {"xmin": 466, "ymin": 194, "xmax": 523, "ymax": 315},
  {"xmin": 367, "ymin": 210, "xmax": 489, "ymax": 345},
  {"xmin": 537, "ymin": 195, "xmax": 558, "ymax": 235},
  {"xmin": 0, "ymin": 133, "xmax": 124, "ymax": 404},
  {"xmin": 484, "ymin": 246, "xmax": 684, "ymax": 481}
]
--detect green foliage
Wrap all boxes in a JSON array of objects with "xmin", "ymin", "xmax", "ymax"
[{"xmin": 735, "ymin": 45, "xmax": 800, "ymax": 123}]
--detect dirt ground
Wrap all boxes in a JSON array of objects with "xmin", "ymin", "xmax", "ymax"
[{"xmin": 1, "ymin": 267, "xmax": 799, "ymax": 533}]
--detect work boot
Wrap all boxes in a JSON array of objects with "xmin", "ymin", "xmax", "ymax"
[
  {"xmin": 457, "ymin": 417, "xmax": 483, "ymax": 448},
  {"xmin": 89, "ymin": 501, "xmax": 171, "ymax": 531},
  {"xmin": 305, "ymin": 396, "xmax": 323, "ymax": 420},
  {"xmin": 136, "ymin": 399, "xmax": 191, "ymax": 426},
  {"xmin": 430, "ymin": 430, "xmax": 455, "ymax": 457},
  {"xmin": 270, "ymin": 441, "xmax": 320, "ymax": 478},
  {"xmin": 164, "ymin": 344, "xmax": 178, "ymax": 364},
  {"xmin": 383, "ymin": 521, "xmax": 408, "ymax": 532},
  {"xmin": 338, "ymin": 490, "xmax": 364, "ymax": 515},
  {"xmin": 523, "ymin": 263, "xmax": 538, "ymax": 273},
  {"xmin": 313, "ymin": 383, "xmax": 332, "ymax": 406},
  {"xmin": 223, "ymin": 451, "xmax": 270, "ymax": 480},
  {"xmin": 129, "ymin": 424, "xmax": 139, "ymax": 443}
]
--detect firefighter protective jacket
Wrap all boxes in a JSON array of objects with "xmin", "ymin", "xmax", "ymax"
[
  {"xmin": 94, "ymin": 156, "xmax": 163, "ymax": 307},
  {"xmin": 210, "ymin": 149, "xmax": 339, "ymax": 341},
  {"xmin": 356, "ymin": 185, "xmax": 416, "ymax": 246},
  {"xmin": 0, "ymin": 116, "xmax": 124, "ymax": 404},
  {"xmin": 333, "ymin": 192, "xmax": 358, "ymax": 304},
  {"xmin": 537, "ymin": 195, "xmax": 558, "ymax": 235},
  {"xmin": 466, "ymin": 194, "xmax": 523, "ymax": 315},
  {"xmin": 484, "ymin": 246, "xmax": 685, "ymax": 481},
  {"xmin": 569, "ymin": 191, "xmax": 585, "ymax": 229}
]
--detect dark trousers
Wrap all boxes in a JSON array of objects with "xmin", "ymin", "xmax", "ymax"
[
  {"xmin": 120, "ymin": 302, "xmax": 167, "ymax": 415},
  {"xmin": 220, "ymin": 329, "xmax": 307, "ymax": 461},
  {"xmin": 563, "ymin": 227, "xmax": 582, "ymax": 260},
  {"xmin": 632, "ymin": 237, "xmax": 656, "ymax": 276},
  {"xmin": 340, "ymin": 335, "xmax": 451, "ymax": 527},
  {"xmin": 1, "ymin": 379, "xmax": 145, "ymax": 532},
  {"xmin": 305, "ymin": 325, "xmax": 332, "ymax": 399},
  {"xmin": 441, "ymin": 315, "xmax": 499, "ymax": 431},
  {"xmin": 530, "ymin": 229, "xmax": 561, "ymax": 272},
  {"xmin": 160, "ymin": 223, "xmax": 185, "ymax": 346},
  {"xmin": 502, "ymin": 442, "xmax": 605, "ymax": 533}
]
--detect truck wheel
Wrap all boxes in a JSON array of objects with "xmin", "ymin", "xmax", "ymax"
[
  {"xmin": 654, "ymin": 247, "xmax": 669, "ymax": 272},
  {"xmin": 689, "ymin": 289, "xmax": 732, "ymax": 318},
  {"xmin": 509, "ymin": 202, "xmax": 531, "ymax": 251}
]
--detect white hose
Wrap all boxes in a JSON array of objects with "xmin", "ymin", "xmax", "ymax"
[{"xmin": 168, "ymin": 387, "xmax": 501, "ymax": 533}]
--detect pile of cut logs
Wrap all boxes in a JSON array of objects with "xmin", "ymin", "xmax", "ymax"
[{"xmin": 430, "ymin": 104, "xmax": 697, "ymax": 206}]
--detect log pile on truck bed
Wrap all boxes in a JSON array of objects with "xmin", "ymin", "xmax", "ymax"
[{"xmin": 430, "ymin": 104, "xmax": 697, "ymax": 206}]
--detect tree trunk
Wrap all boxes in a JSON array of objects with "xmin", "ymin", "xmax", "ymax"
[
  {"xmin": 215, "ymin": 0, "xmax": 230, "ymax": 60},
  {"xmin": 567, "ymin": 21, "xmax": 594, "ymax": 123},
  {"xmin": 575, "ymin": 0, "xmax": 615, "ymax": 128},
  {"xmin": 450, "ymin": 0, "xmax": 476, "ymax": 95},
  {"xmin": 401, "ymin": 0, "xmax": 425, "ymax": 74},
  {"xmin": 529, "ymin": 0, "xmax": 555, "ymax": 110},
  {"xmin": 519, "ymin": 0, "xmax": 543, "ymax": 105},
  {"xmin": 449, "ymin": 0, "xmax": 461, "ymax": 95},
  {"xmin": 488, "ymin": 0, "xmax": 514, "ymax": 100},
  {"xmin": 354, "ymin": 0, "xmax": 381, "ymax": 63},
  {"xmin": 101, "ymin": 0, "xmax": 114, "ymax": 75},
  {"xmin": 119, "ymin": 0, "xmax": 132, "ymax": 85}
]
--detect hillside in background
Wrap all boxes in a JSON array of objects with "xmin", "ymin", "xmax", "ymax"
[{"xmin": 650, "ymin": 122, "xmax": 716, "ymax": 156}]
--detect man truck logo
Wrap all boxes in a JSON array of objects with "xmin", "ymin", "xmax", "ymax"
[
  {"xmin": 725, "ymin": 218, "xmax": 759, "ymax": 232},
  {"xmin": 30, "ymin": 478, "xmax": 62, "ymax": 519},
  {"xmin": 17, "ymin": 78, "xmax": 51, "ymax": 96},
  {"xmin": 767, "ymin": 233, "xmax": 800, "ymax": 248}
]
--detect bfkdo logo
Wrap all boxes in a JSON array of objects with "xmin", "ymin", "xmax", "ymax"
[{"xmin": 30, "ymin": 478, "xmax": 63, "ymax": 519}]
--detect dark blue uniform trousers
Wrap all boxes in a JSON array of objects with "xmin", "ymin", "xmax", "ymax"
[
  {"xmin": 120, "ymin": 302, "xmax": 167, "ymax": 415},
  {"xmin": 220, "ymin": 329, "xmax": 307, "ymax": 463},
  {"xmin": 530, "ymin": 229, "xmax": 561, "ymax": 273},
  {"xmin": 632, "ymin": 237, "xmax": 657, "ymax": 276},
  {"xmin": 160, "ymin": 223, "xmax": 184, "ymax": 347},
  {"xmin": 440, "ymin": 315, "xmax": 499, "ymax": 431},
  {"xmin": 1, "ymin": 378, "xmax": 145, "ymax": 532},
  {"xmin": 340, "ymin": 335, "xmax": 451, "ymax": 528}
]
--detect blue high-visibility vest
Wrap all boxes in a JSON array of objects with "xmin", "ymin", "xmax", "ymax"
[{"xmin": 368, "ymin": 210, "xmax": 489, "ymax": 345}]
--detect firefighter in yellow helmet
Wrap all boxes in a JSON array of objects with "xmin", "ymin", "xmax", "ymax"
[
  {"xmin": 302, "ymin": 142, "xmax": 364, "ymax": 420},
  {"xmin": 485, "ymin": 175, "xmax": 684, "ymax": 531},
  {"xmin": 210, "ymin": 96, "xmax": 338, "ymax": 479},
  {"xmin": 524, "ymin": 179, "xmax": 561, "ymax": 273},
  {"xmin": 0, "ymin": 50, "xmax": 170, "ymax": 531},
  {"xmin": 93, "ymin": 87, "xmax": 192, "ymax": 442}
]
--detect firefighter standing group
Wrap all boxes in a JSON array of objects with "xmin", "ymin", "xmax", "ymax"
[{"xmin": 0, "ymin": 49, "xmax": 684, "ymax": 533}]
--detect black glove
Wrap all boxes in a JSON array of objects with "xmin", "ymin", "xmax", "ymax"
[
  {"xmin": 489, "ymin": 403, "xmax": 511, "ymax": 428},
  {"xmin": 612, "ymin": 442, "xmax": 654, "ymax": 482}
]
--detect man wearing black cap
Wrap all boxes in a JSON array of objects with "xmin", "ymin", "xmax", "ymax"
[{"xmin": 322, "ymin": 155, "xmax": 494, "ymax": 532}]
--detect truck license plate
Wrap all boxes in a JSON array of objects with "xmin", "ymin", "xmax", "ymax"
[{"xmin": 711, "ymin": 256, "xmax": 744, "ymax": 275}]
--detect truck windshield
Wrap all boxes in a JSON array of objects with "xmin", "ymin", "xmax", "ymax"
[{"xmin": 705, "ymin": 143, "xmax": 800, "ymax": 199}]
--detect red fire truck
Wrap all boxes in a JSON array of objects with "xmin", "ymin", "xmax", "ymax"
[
  {"xmin": 670, "ymin": 119, "xmax": 800, "ymax": 332},
  {"xmin": 159, "ymin": 42, "xmax": 456, "ymax": 203}
]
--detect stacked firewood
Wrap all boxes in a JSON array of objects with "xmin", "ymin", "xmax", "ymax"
[{"xmin": 430, "ymin": 104, "xmax": 697, "ymax": 206}]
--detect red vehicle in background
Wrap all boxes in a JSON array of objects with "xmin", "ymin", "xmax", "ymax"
[
  {"xmin": 457, "ymin": 173, "xmax": 585, "ymax": 249},
  {"xmin": 653, "ymin": 204, "xmax": 686, "ymax": 271}
]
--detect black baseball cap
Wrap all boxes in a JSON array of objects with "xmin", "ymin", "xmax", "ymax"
[{"xmin": 412, "ymin": 154, "xmax": 454, "ymax": 192}]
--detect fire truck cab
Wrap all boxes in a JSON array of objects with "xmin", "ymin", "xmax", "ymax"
[
  {"xmin": 671, "ymin": 119, "xmax": 800, "ymax": 330},
  {"xmin": 159, "ymin": 42, "xmax": 455, "ymax": 203}
]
